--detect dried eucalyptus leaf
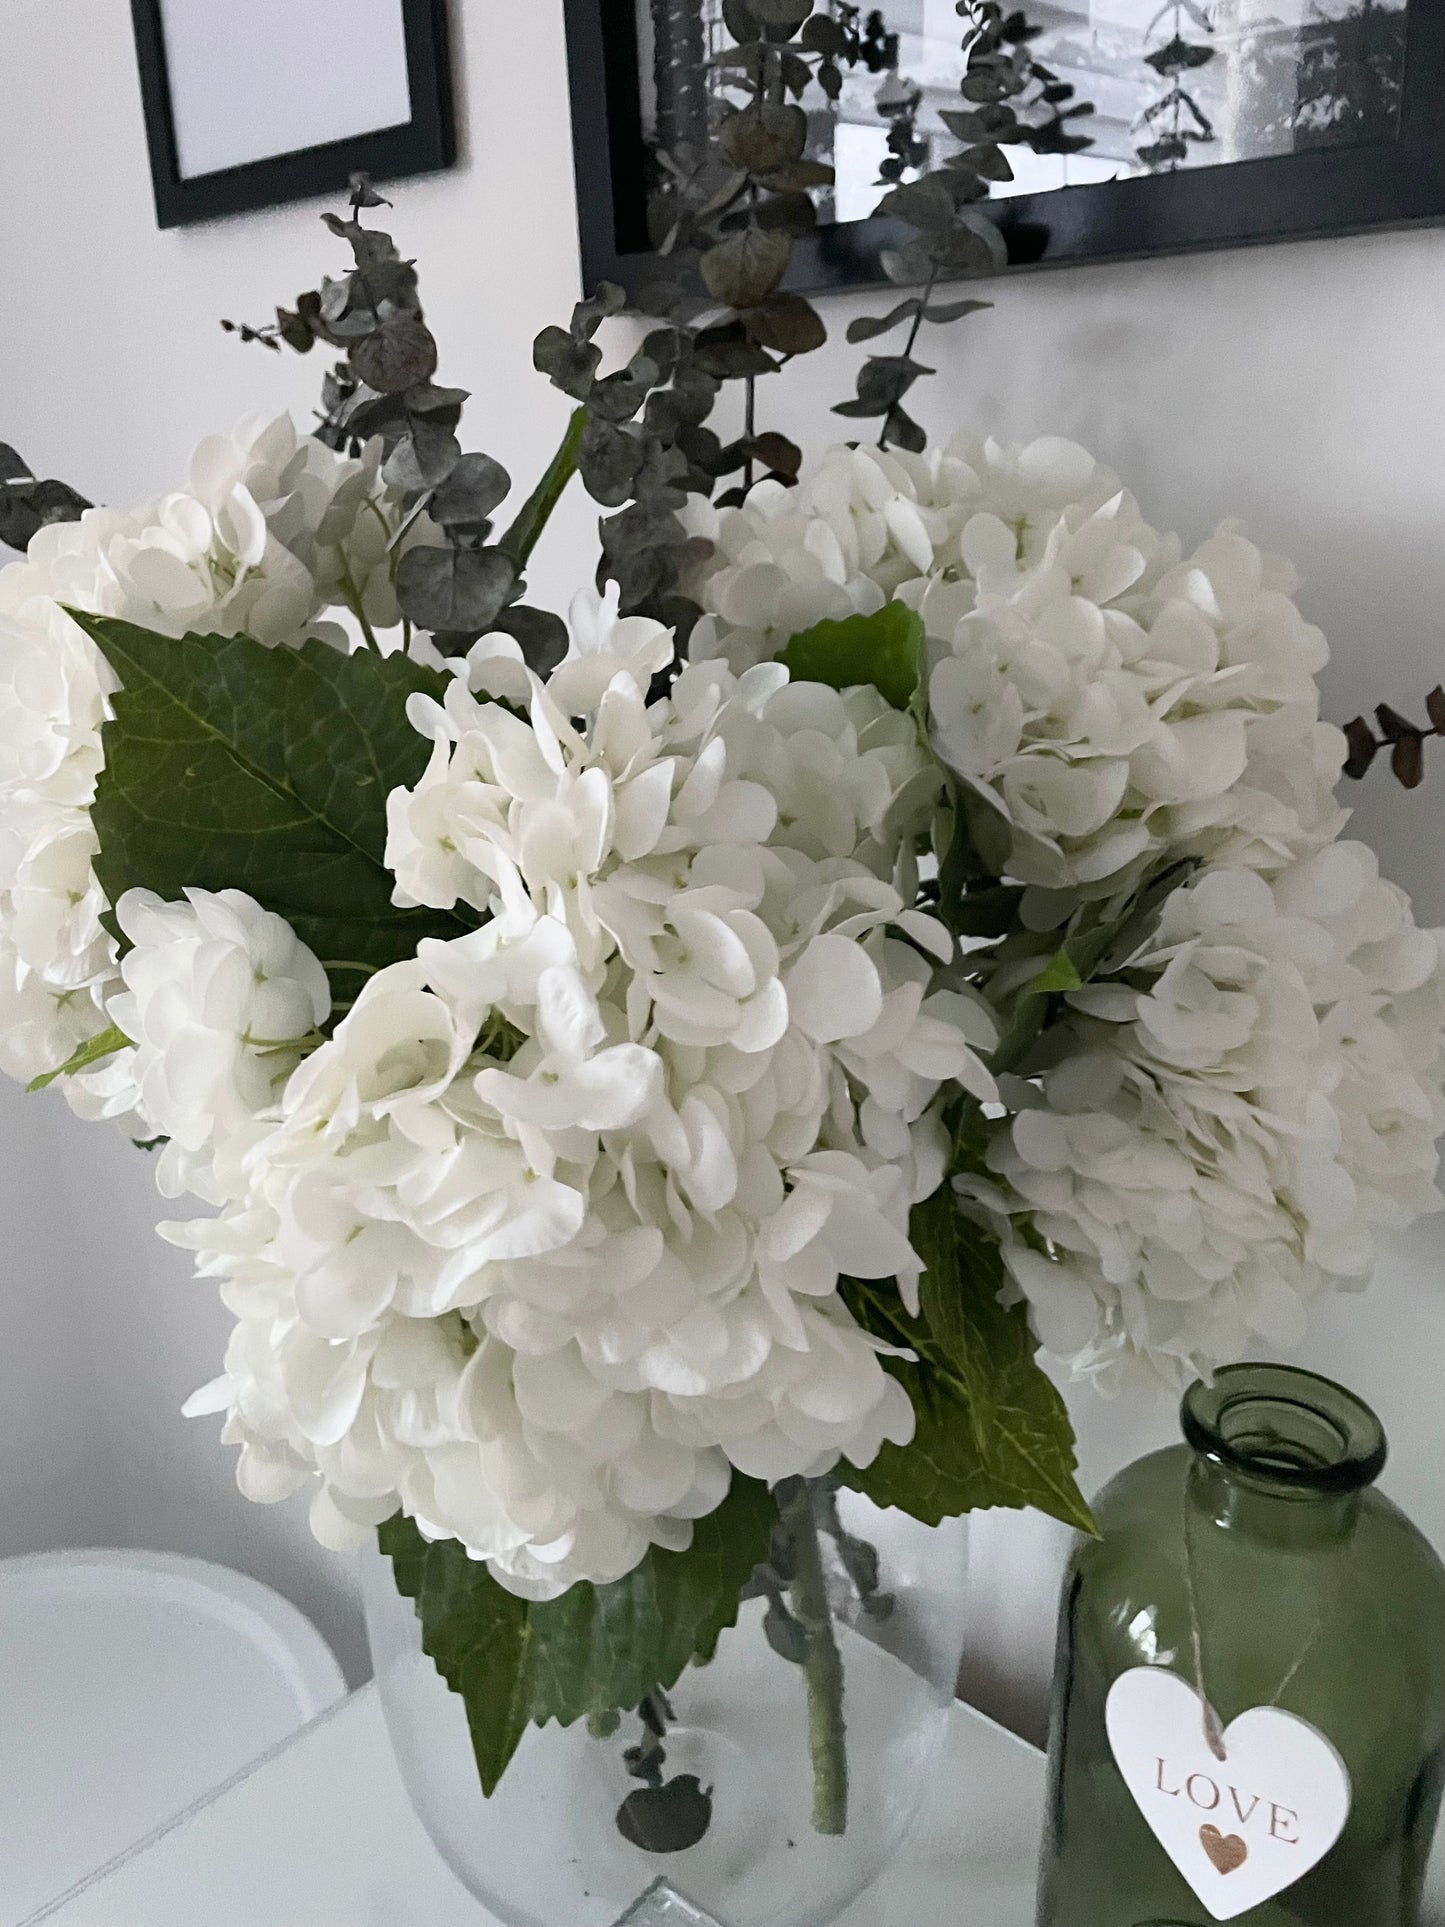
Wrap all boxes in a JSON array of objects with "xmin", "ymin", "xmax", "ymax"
[
  {"xmin": 816, "ymin": 58, "xmax": 843, "ymax": 100},
  {"xmin": 588, "ymin": 362, "xmax": 658, "ymax": 425},
  {"xmin": 754, "ymin": 190, "xmax": 817, "ymax": 237},
  {"xmin": 800, "ymin": 12, "xmax": 846, "ymax": 54},
  {"xmin": 700, "ymin": 226, "xmax": 791, "ymax": 310},
  {"xmin": 845, "ymin": 298, "xmax": 921, "ymax": 343},
  {"xmin": 430, "ymin": 452, "xmax": 511, "ymax": 527},
  {"xmin": 571, "ymin": 280, "xmax": 628, "ymax": 342},
  {"xmin": 747, "ymin": 431, "xmax": 802, "ymax": 480},
  {"xmin": 719, "ymin": 101, "xmax": 808, "ymax": 174},
  {"xmin": 533, "ymin": 325, "xmax": 602, "ymax": 401},
  {"xmin": 1341, "ymin": 717, "xmax": 1379, "ymax": 781},
  {"xmin": 692, "ymin": 320, "xmax": 777, "ymax": 381},
  {"xmin": 743, "ymin": 292, "xmax": 825, "ymax": 356},
  {"xmin": 615, "ymin": 1778, "xmax": 714, "ymax": 1854},
  {"xmin": 926, "ymin": 296, "xmax": 992, "ymax": 323},
  {"xmin": 350, "ymin": 315, "xmax": 439, "ymax": 394},
  {"xmin": 1392, "ymin": 733, "xmax": 1426, "ymax": 789},
  {"xmin": 491, "ymin": 604, "xmax": 568, "ymax": 676},
  {"xmin": 760, "ymin": 158, "xmax": 835, "ymax": 191},
  {"xmin": 884, "ymin": 405, "xmax": 928, "ymax": 454},
  {"xmin": 383, "ymin": 419, "xmax": 461, "ymax": 492},
  {"xmin": 747, "ymin": 0, "xmax": 811, "ymax": 26},
  {"xmin": 763, "ymin": 1595, "xmax": 809, "ymax": 1663},
  {"xmin": 0, "ymin": 443, "xmax": 34, "ymax": 486},
  {"xmin": 721, "ymin": 0, "xmax": 757, "ymax": 43},
  {"xmin": 396, "ymin": 544, "xmax": 517, "ymax": 634},
  {"xmin": 579, "ymin": 419, "xmax": 645, "ymax": 506},
  {"xmin": 320, "ymin": 212, "xmax": 397, "ymax": 268},
  {"xmin": 878, "ymin": 178, "xmax": 959, "ymax": 230}
]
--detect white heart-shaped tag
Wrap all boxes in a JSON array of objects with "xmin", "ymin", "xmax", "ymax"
[{"xmin": 1105, "ymin": 1668, "xmax": 1351, "ymax": 1922}]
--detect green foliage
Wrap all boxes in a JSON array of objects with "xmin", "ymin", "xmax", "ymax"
[
  {"xmin": 842, "ymin": 1188, "xmax": 1094, "ymax": 1533},
  {"xmin": 72, "ymin": 613, "xmax": 468, "ymax": 997},
  {"xmin": 1028, "ymin": 946, "xmax": 1084, "ymax": 995},
  {"xmin": 27, "ymin": 1023, "xmax": 130, "ymax": 1092},
  {"xmin": 779, "ymin": 601, "xmax": 923, "ymax": 710},
  {"xmin": 379, "ymin": 1474, "xmax": 778, "ymax": 1796}
]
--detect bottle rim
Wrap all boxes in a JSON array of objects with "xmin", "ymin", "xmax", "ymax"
[{"xmin": 1181, "ymin": 1363, "xmax": 1387, "ymax": 1496}]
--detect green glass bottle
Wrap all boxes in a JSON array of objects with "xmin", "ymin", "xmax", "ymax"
[{"xmin": 1037, "ymin": 1364, "xmax": 1445, "ymax": 1927}]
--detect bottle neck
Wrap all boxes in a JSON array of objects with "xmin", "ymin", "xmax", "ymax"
[
  {"xmin": 1187, "ymin": 1454, "xmax": 1363, "ymax": 1550},
  {"xmin": 1180, "ymin": 1363, "xmax": 1387, "ymax": 1552}
]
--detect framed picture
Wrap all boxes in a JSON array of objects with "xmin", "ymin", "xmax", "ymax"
[
  {"xmin": 130, "ymin": 0, "xmax": 455, "ymax": 229},
  {"xmin": 563, "ymin": 0, "xmax": 1445, "ymax": 295}
]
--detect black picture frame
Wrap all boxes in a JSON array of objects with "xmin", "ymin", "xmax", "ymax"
[
  {"xmin": 563, "ymin": 0, "xmax": 1445, "ymax": 297},
  {"xmin": 131, "ymin": 0, "xmax": 456, "ymax": 230}
]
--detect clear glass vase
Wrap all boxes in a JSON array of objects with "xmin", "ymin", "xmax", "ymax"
[
  {"xmin": 1037, "ymin": 1364, "xmax": 1445, "ymax": 1927},
  {"xmin": 362, "ymin": 1488, "xmax": 969, "ymax": 1927}
]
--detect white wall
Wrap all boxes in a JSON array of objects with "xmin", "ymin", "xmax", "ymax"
[{"xmin": 3, "ymin": 0, "xmax": 1444, "ymax": 1730}]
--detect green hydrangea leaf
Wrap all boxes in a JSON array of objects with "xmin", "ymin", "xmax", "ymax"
[
  {"xmin": 70, "ymin": 612, "xmax": 471, "ymax": 995},
  {"xmin": 841, "ymin": 1188, "xmax": 1094, "ymax": 1534},
  {"xmin": 27, "ymin": 1022, "xmax": 131, "ymax": 1092},
  {"xmin": 778, "ymin": 601, "xmax": 923, "ymax": 710},
  {"xmin": 1028, "ymin": 946, "xmax": 1084, "ymax": 995},
  {"xmin": 379, "ymin": 1474, "xmax": 778, "ymax": 1797}
]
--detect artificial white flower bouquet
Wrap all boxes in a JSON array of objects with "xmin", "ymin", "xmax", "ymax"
[{"xmin": 2, "ymin": 182, "xmax": 1441, "ymax": 1829}]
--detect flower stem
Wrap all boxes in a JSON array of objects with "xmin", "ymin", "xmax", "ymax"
[
  {"xmin": 499, "ymin": 405, "xmax": 588, "ymax": 569},
  {"xmin": 783, "ymin": 1481, "xmax": 849, "ymax": 1836},
  {"xmin": 338, "ymin": 556, "xmax": 381, "ymax": 652}
]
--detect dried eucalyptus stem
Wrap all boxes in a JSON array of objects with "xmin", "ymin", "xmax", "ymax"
[{"xmin": 780, "ymin": 1479, "xmax": 848, "ymax": 1836}]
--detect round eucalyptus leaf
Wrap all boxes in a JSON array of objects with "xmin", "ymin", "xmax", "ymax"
[
  {"xmin": 351, "ymin": 315, "xmax": 439, "ymax": 394},
  {"xmin": 700, "ymin": 226, "xmax": 791, "ymax": 310},
  {"xmin": 430, "ymin": 451, "xmax": 511, "ymax": 527},
  {"xmin": 533, "ymin": 325, "xmax": 602, "ymax": 401},
  {"xmin": 492, "ymin": 604, "xmax": 568, "ymax": 676},
  {"xmin": 719, "ymin": 101, "xmax": 808, "ymax": 174},
  {"xmin": 747, "ymin": 0, "xmax": 811, "ymax": 26},
  {"xmin": 615, "ymin": 1776, "xmax": 714, "ymax": 1854},
  {"xmin": 743, "ymin": 292, "xmax": 825, "ymax": 356},
  {"xmin": 396, "ymin": 543, "xmax": 517, "ymax": 634},
  {"xmin": 383, "ymin": 419, "xmax": 461, "ymax": 493}
]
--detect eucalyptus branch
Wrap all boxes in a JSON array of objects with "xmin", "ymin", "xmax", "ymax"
[
  {"xmin": 836, "ymin": 4, "xmax": 1095, "ymax": 449},
  {"xmin": 1342, "ymin": 690, "xmax": 1445, "ymax": 789}
]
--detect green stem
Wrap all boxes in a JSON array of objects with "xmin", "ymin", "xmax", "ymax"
[
  {"xmin": 783, "ymin": 1481, "xmax": 849, "ymax": 1836},
  {"xmin": 499, "ymin": 405, "xmax": 587, "ymax": 569},
  {"xmin": 338, "ymin": 556, "xmax": 380, "ymax": 651}
]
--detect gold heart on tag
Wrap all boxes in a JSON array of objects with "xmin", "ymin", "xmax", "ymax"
[{"xmin": 1199, "ymin": 1825, "xmax": 1248, "ymax": 1876}]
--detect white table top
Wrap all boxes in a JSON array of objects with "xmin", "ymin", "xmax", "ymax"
[{"xmin": 23, "ymin": 1685, "xmax": 1046, "ymax": 1927}]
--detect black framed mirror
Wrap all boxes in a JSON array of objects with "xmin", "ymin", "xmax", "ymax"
[{"xmin": 564, "ymin": 0, "xmax": 1445, "ymax": 295}]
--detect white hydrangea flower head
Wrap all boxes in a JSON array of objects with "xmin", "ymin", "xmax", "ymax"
[
  {"xmin": 177, "ymin": 594, "xmax": 997, "ymax": 1597},
  {"xmin": 185, "ymin": 413, "xmax": 435, "ymax": 639},
  {"xmin": 982, "ymin": 846, "xmax": 1445, "ymax": 1391},
  {"xmin": 0, "ymin": 414, "xmax": 414, "ymax": 1110},
  {"xmin": 685, "ymin": 436, "xmax": 1346, "ymax": 905},
  {"xmin": 109, "ymin": 887, "xmax": 331, "ymax": 1202}
]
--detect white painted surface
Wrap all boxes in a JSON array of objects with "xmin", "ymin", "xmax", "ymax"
[
  {"xmin": 23, "ymin": 1687, "xmax": 1046, "ymax": 1927},
  {"xmin": 2, "ymin": 0, "xmax": 1445, "ymax": 1740},
  {"xmin": 0, "ymin": 1549, "xmax": 344, "ymax": 1923},
  {"xmin": 158, "ymin": 0, "xmax": 413, "ymax": 179}
]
